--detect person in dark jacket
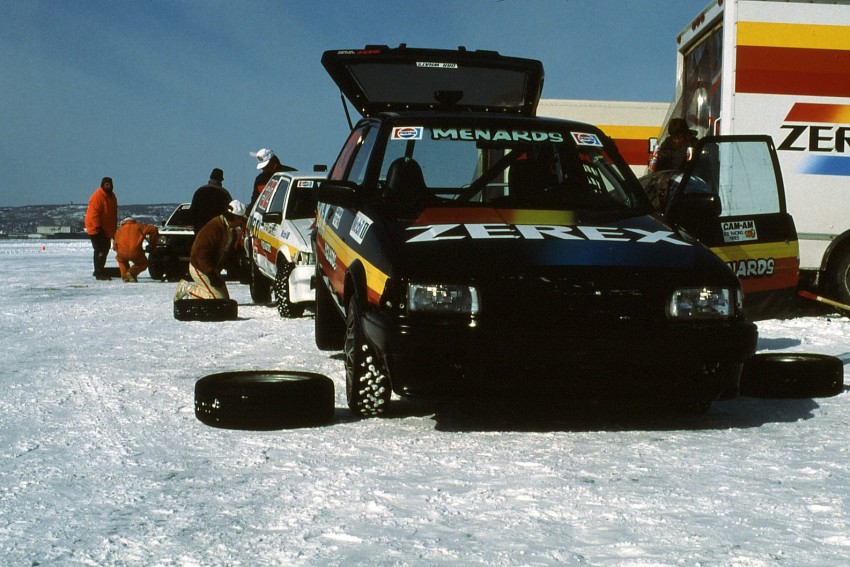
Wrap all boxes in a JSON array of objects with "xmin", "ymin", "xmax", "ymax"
[
  {"xmin": 174, "ymin": 200, "xmax": 247, "ymax": 300},
  {"xmin": 84, "ymin": 177, "xmax": 118, "ymax": 280},
  {"xmin": 649, "ymin": 118, "xmax": 699, "ymax": 172},
  {"xmin": 249, "ymin": 148, "xmax": 295, "ymax": 210},
  {"xmin": 190, "ymin": 168, "xmax": 232, "ymax": 234}
]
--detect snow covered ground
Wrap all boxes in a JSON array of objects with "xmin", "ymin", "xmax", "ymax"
[{"xmin": 2, "ymin": 240, "xmax": 849, "ymax": 566}]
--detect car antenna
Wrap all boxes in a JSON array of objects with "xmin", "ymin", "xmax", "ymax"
[{"xmin": 339, "ymin": 90, "xmax": 354, "ymax": 130}]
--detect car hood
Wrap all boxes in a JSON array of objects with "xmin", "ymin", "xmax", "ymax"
[
  {"xmin": 380, "ymin": 207, "xmax": 735, "ymax": 285},
  {"xmin": 287, "ymin": 218, "xmax": 314, "ymax": 250}
]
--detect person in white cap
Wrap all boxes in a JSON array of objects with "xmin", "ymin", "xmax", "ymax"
[
  {"xmin": 174, "ymin": 200, "xmax": 247, "ymax": 301},
  {"xmin": 249, "ymin": 148, "xmax": 294, "ymax": 209}
]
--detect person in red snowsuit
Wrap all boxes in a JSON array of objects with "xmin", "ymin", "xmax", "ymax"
[{"xmin": 112, "ymin": 217, "xmax": 159, "ymax": 282}]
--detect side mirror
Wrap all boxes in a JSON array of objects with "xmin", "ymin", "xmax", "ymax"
[
  {"xmin": 316, "ymin": 181, "xmax": 358, "ymax": 209},
  {"xmin": 262, "ymin": 211, "xmax": 282, "ymax": 224},
  {"xmin": 667, "ymin": 192, "xmax": 721, "ymax": 226}
]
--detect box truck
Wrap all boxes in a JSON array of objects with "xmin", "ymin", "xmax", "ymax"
[{"xmin": 669, "ymin": 0, "xmax": 850, "ymax": 304}]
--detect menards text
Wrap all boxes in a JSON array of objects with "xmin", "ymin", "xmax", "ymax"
[{"xmin": 406, "ymin": 224, "xmax": 689, "ymax": 245}]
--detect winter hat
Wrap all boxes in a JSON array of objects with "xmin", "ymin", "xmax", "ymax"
[
  {"xmin": 121, "ymin": 216, "xmax": 135, "ymax": 225},
  {"xmin": 101, "ymin": 177, "xmax": 113, "ymax": 186},
  {"xmin": 668, "ymin": 118, "xmax": 692, "ymax": 137},
  {"xmin": 227, "ymin": 199, "xmax": 247, "ymax": 218},
  {"xmin": 251, "ymin": 148, "xmax": 274, "ymax": 170},
  {"xmin": 210, "ymin": 168, "xmax": 224, "ymax": 182}
]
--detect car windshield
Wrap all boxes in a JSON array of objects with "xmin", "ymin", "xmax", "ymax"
[
  {"xmin": 167, "ymin": 206, "xmax": 193, "ymax": 226},
  {"xmin": 374, "ymin": 120, "xmax": 648, "ymax": 218}
]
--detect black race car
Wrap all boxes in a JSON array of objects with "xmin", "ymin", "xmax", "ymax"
[{"xmin": 314, "ymin": 45, "xmax": 757, "ymax": 417}]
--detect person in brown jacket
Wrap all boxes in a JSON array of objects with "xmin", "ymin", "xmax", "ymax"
[
  {"xmin": 174, "ymin": 200, "xmax": 247, "ymax": 300},
  {"xmin": 84, "ymin": 177, "xmax": 118, "ymax": 280},
  {"xmin": 112, "ymin": 217, "xmax": 159, "ymax": 283}
]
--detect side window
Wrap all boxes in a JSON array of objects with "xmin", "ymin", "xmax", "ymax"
[
  {"xmin": 346, "ymin": 126, "xmax": 379, "ymax": 185},
  {"xmin": 329, "ymin": 125, "xmax": 377, "ymax": 183},
  {"xmin": 268, "ymin": 179, "xmax": 290, "ymax": 213}
]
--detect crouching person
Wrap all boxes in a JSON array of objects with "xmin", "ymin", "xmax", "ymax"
[
  {"xmin": 175, "ymin": 200, "xmax": 247, "ymax": 300},
  {"xmin": 113, "ymin": 217, "xmax": 159, "ymax": 282}
]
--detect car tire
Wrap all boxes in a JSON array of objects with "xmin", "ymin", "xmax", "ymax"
[
  {"xmin": 195, "ymin": 371, "xmax": 335, "ymax": 430},
  {"xmin": 314, "ymin": 273, "xmax": 345, "ymax": 350},
  {"xmin": 740, "ymin": 353, "xmax": 844, "ymax": 399},
  {"xmin": 148, "ymin": 265, "xmax": 164, "ymax": 281},
  {"xmin": 830, "ymin": 249, "xmax": 850, "ymax": 306},
  {"xmin": 249, "ymin": 262, "xmax": 272, "ymax": 303},
  {"xmin": 274, "ymin": 262, "xmax": 305, "ymax": 318},
  {"xmin": 173, "ymin": 298, "xmax": 238, "ymax": 322},
  {"xmin": 344, "ymin": 299, "xmax": 391, "ymax": 417}
]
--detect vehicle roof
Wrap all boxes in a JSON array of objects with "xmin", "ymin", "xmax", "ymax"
[
  {"xmin": 358, "ymin": 110, "xmax": 606, "ymax": 134},
  {"xmin": 322, "ymin": 44, "xmax": 544, "ymax": 117},
  {"xmin": 269, "ymin": 170, "xmax": 327, "ymax": 181}
]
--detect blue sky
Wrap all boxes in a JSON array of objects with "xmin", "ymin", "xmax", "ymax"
[{"xmin": 0, "ymin": 0, "xmax": 709, "ymax": 207}]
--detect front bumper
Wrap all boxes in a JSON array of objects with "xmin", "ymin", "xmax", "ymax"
[
  {"xmin": 288, "ymin": 264, "xmax": 316, "ymax": 304},
  {"xmin": 364, "ymin": 312, "xmax": 757, "ymax": 403}
]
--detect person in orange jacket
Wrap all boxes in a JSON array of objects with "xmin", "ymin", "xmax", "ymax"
[
  {"xmin": 84, "ymin": 177, "xmax": 118, "ymax": 280},
  {"xmin": 112, "ymin": 217, "xmax": 159, "ymax": 283}
]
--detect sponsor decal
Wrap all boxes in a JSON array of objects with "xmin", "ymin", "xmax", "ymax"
[
  {"xmin": 727, "ymin": 258, "xmax": 775, "ymax": 278},
  {"xmin": 721, "ymin": 220, "xmax": 758, "ymax": 243},
  {"xmin": 391, "ymin": 126, "xmax": 424, "ymax": 140},
  {"xmin": 296, "ymin": 180, "xmax": 315, "ymax": 188},
  {"xmin": 571, "ymin": 132, "xmax": 603, "ymax": 147},
  {"xmin": 416, "ymin": 61, "xmax": 457, "ymax": 69},
  {"xmin": 260, "ymin": 240, "xmax": 272, "ymax": 253},
  {"xmin": 332, "ymin": 206, "xmax": 343, "ymax": 229},
  {"xmin": 779, "ymin": 103, "xmax": 850, "ymax": 176},
  {"xmin": 406, "ymin": 223, "xmax": 689, "ymax": 245},
  {"xmin": 350, "ymin": 212, "xmax": 373, "ymax": 244},
  {"xmin": 324, "ymin": 242, "xmax": 337, "ymax": 270},
  {"xmin": 431, "ymin": 128, "xmax": 564, "ymax": 143}
]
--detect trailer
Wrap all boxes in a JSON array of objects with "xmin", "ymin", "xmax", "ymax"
[{"xmin": 669, "ymin": 0, "xmax": 850, "ymax": 303}]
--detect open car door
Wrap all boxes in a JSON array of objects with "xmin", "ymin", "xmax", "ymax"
[{"xmin": 640, "ymin": 135, "xmax": 799, "ymax": 321}]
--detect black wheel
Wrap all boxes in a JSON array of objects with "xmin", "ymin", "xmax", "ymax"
[
  {"xmin": 344, "ymin": 300, "xmax": 391, "ymax": 417},
  {"xmin": 195, "ymin": 371, "xmax": 335, "ymax": 430},
  {"xmin": 249, "ymin": 261, "xmax": 272, "ymax": 303},
  {"xmin": 314, "ymin": 272, "xmax": 345, "ymax": 350},
  {"xmin": 148, "ymin": 261, "xmax": 164, "ymax": 281},
  {"xmin": 274, "ymin": 262, "xmax": 305, "ymax": 318},
  {"xmin": 741, "ymin": 353, "xmax": 844, "ymax": 398},
  {"xmin": 174, "ymin": 298, "xmax": 238, "ymax": 322},
  {"xmin": 831, "ymin": 249, "xmax": 850, "ymax": 306}
]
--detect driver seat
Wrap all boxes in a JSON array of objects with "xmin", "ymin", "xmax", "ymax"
[{"xmin": 385, "ymin": 157, "xmax": 427, "ymax": 203}]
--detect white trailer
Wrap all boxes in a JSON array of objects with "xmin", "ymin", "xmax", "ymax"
[{"xmin": 670, "ymin": 0, "xmax": 850, "ymax": 302}]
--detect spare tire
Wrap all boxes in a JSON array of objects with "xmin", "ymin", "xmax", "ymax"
[
  {"xmin": 174, "ymin": 298, "xmax": 238, "ymax": 322},
  {"xmin": 195, "ymin": 371, "xmax": 335, "ymax": 430},
  {"xmin": 740, "ymin": 353, "xmax": 844, "ymax": 399}
]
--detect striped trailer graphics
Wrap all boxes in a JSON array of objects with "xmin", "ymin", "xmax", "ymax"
[
  {"xmin": 598, "ymin": 125, "xmax": 663, "ymax": 169},
  {"xmin": 316, "ymin": 222, "xmax": 389, "ymax": 306},
  {"xmin": 736, "ymin": 21, "xmax": 850, "ymax": 98}
]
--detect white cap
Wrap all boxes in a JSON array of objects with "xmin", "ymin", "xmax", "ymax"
[
  {"xmin": 227, "ymin": 200, "xmax": 247, "ymax": 218},
  {"xmin": 120, "ymin": 217, "xmax": 135, "ymax": 225},
  {"xmin": 250, "ymin": 148, "xmax": 274, "ymax": 170}
]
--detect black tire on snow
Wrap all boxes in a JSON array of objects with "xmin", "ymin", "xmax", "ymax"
[
  {"xmin": 740, "ymin": 353, "xmax": 844, "ymax": 399},
  {"xmin": 344, "ymin": 300, "xmax": 391, "ymax": 417},
  {"xmin": 274, "ymin": 262, "xmax": 305, "ymax": 318},
  {"xmin": 148, "ymin": 262, "xmax": 164, "ymax": 281},
  {"xmin": 195, "ymin": 371, "xmax": 335, "ymax": 430},
  {"xmin": 249, "ymin": 262, "xmax": 272, "ymax": 303},
  {"xmin": 830, "ymin": 249, "xmax": 850, "ymax": 306},
  {"xmin": 173, "ymin": 298, "xmax": 238, "ymax": 322},
  {"xmin": 314, "ymin": 272, "xmax": 345, "ymax": 351}
]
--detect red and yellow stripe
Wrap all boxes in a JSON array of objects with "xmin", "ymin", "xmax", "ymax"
[
  {"xmin": 710, "ymin": 240, "xmax": 800, "ymax": 294},
  {"xmin": 736, "ymin": 21, "xmax": 850, "ymax": 97},
  {"xmin": 784, "ymin": 102, "xmax": 850, "ymax": 124},
  {"xmin": 600, "ymin": 125, "xmax": 661, "ymax": 168}
]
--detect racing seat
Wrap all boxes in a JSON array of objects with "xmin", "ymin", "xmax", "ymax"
[
  {"xmin": 508, "ymin": 157, "xmax": 545, "ymax": 202},
  {"xmin": 385, "ymin": 157, "xmax": 428, "ymax": 204}
]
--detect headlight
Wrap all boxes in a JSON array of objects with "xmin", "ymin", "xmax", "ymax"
[
  {"xmin": 407, "ymin": 283, "xmax": 479, "ymax": 315},
  {"xmin": 667, "ymin": 287, "xmax": 739, "ymax": 319}
]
